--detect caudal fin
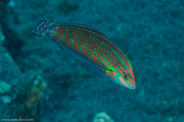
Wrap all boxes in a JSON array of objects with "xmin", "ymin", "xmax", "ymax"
[{"xmin": 31, "ymin": 18, "xmax": 48, "ymax": 36}]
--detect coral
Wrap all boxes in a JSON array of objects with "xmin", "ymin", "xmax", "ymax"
[
  {"xmin": 0, "ymin": 81, "xmax": 12, "ymax": 104},
  {"xmin": 1, "ymin": 95, "xmax": 11, "ymax": 104},
  {"xmin": 25, "ymin": 75, "xmax": 47, "ymax": 116},
  {"xmin": 0, "ymin": 81, "xmax": 11, "ymax": 94},
  {"xmin": 93, "ymin": 112, "xmax": 114, "ymax": 122},
  {"xmin": 7, "ymin": 0, "xmax": 15, "ymax": 8},
  {"xmin": 16, "ymin": 74, "xmax": 47, "ymax": 120}
]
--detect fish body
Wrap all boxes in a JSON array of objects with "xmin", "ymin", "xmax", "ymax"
[{"xmin": 32, "ymin": 19, "xmax": 136, "ymax": 90}]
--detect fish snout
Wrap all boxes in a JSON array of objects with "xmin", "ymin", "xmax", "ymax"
[{"xmin": 118, "ymin": 76, "xmax": 136, "ymax": 90}]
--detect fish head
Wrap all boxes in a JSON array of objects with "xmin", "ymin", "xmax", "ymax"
[{"xmin": 105, "ymin": 58, "xmax": 135, "ymax": 90}]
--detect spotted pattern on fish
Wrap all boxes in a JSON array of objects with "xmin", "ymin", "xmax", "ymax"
[{"xmin": 32, "ymin": 19, "xmax": 136, "ymax": 90}]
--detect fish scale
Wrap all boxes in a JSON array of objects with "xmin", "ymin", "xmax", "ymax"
[
  {"xmin": 32, "ymin": 19, "xmax": 136, "ymax": 90},
  {"xmin": 61, "ymin": 26, "xmax": 110, "ymax": 67}
]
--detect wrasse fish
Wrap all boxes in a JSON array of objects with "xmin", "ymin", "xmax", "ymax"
[{"xmin": 32, "ymin": 19, "xmax": 136, "ymax": 90}]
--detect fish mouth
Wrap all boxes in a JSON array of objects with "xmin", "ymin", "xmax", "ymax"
[
  {"xmin": 127, "ymin": 79, "xmax": 136, "ymax": 90},
  {"xmin": 118, "ymin": 76, "xmax": 136, "ymax": 90},
  {"xmin": 128, "ymin": 82, "xmax": 136, "ymax": 90}
]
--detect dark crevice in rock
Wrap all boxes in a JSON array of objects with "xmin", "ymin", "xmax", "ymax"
[{"xmin": 2, "ymin": 28, "xmax": 23, "ymax": 57}]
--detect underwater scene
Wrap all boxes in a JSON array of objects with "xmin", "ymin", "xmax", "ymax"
[{"xmin": 0, "ymin": 0, "xmax": 184, "ymax": 122}]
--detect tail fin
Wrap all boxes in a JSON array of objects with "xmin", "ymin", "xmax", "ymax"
[{"xmin": 31, "ymin": 18, "xmax": 48, "ymax": 36}]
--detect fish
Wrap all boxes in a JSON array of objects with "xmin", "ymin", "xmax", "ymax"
[{"xmin": 32, "ymin": 19, "xmax": 136, "ymax": 90}]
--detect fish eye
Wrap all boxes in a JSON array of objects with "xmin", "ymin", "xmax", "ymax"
[
  {"xmin": 123, "ymin": 72, "xmax": 126, "ymax": 75},
  {"xmin": 124, "ymin": 74, "xmax": 128, "ymax": 80}
]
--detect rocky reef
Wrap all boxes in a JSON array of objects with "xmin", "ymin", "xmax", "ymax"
[{"xmin": 0, "ymin": 0, "xmax": 184, "ymax": 121}]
